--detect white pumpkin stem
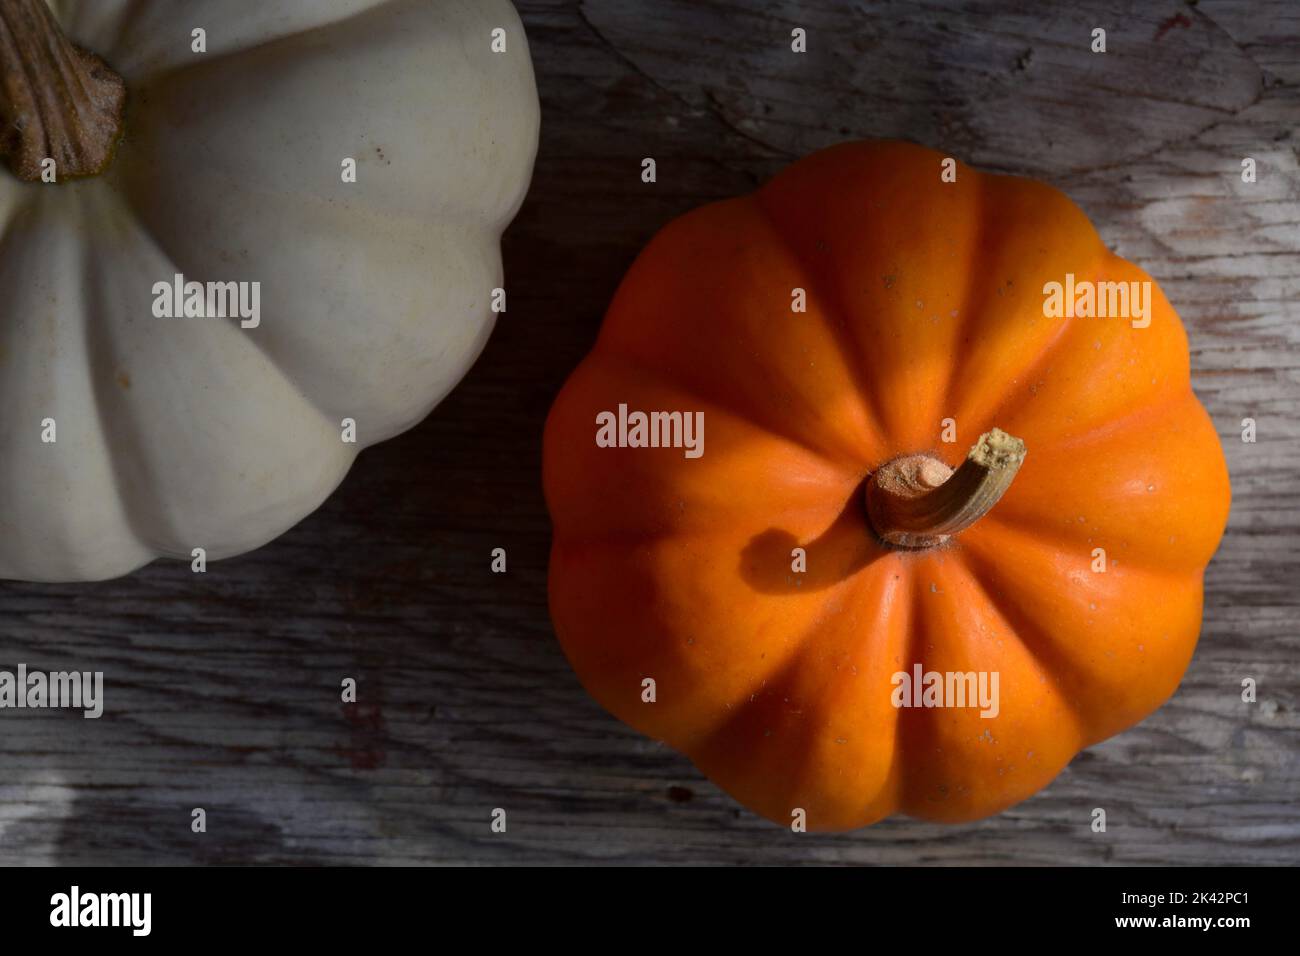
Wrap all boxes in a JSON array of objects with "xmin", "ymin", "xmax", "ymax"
[
  {"xmin": 0, "ymin": 0, "xmax": 125, "ymax": 181},
  {"xmin": 865, "ymin": 428, "xmax": 1026, "ymax": 548}
]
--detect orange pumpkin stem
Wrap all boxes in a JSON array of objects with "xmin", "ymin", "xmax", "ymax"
[
  {"xmin": 865, "ymin": 428, "xmax": 1026, "ymax": 548},
  {"xmin": 0, "ymin": 0, "xmax": 125, "ymax": 182}
]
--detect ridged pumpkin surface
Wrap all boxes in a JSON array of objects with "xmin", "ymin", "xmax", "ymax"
[{"xmin": 543, "ymin": 141, "xmax": 1230, "ymax": 830}]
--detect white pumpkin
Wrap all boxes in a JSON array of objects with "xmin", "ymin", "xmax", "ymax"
[{"xmin": 0, "ymin": 0, "xmax": 539, "ymax": 581}]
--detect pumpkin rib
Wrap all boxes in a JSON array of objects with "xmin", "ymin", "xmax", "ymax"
[
  {"xmin": 956, "ymin": 247, "xmax": 1193, "ymax": 446},
  {"xmin": 75, "ymin": 186, "xmax": 355, "ymax": 561},
  {"xmin": 896, "ymin": 553, "xmax": 1086, "ymax": 821},
  {"xmin": 590, "ymin": 195, "xmax": 891, "ymax": 467},
  {"xmin": 686, "ymin": 651, "xmax": 828, "ymax": 817},
  {"xmin": 749, "ymin": 190, "xmax": 897, "ymax": 460},
  {"xmin": 973, "ymin": 511, "xmax": 1202, "ymax": 579},
  {"xmin": 975, "ymin": 395, "xmax": 1229, "ymax": 575},
  {"xmin": 941, "ymin": 173, "xmax": 1115, "ymax": 436},
  {"xmin": 103, "ymin": 182, "xmax": 351, "ymax": 432},
  {"xmin": 934, "ymin": 159, "xmax": 990, "ymax": 427},
  {"xmin": 543, "ymin": 358, "xmax": 865, "ymax": 547},
  {"xmin": 947, "ymin": 549, "xmax": 1092, "ymax": 735},
  {"xmin": 862, "ymin": 557, "xmax": 916, "ymax": 825},
  {"xmin": 951, "ymin": 286, "xmax": 1082, "ymax": 439},
  {"xmin": 76, "ymin": 186, "xmax": 169, "ymax": 558},
  {"xmin": 683, "ymin": 551, "xmax": 894, "ymax": 747},
  {"xmin": 548, "ymin": 533, "xmax": 869, "ymax": 754},
  {"xmin": 883, "ymin": 561, "xmax": 925, "ymax": 822},
  {"xmin": 1029, "ymin": 386, "xmax": 1198, "ymax": 455},
  {"xmin": 827, "ymin": 557, "xmax": 915, "ymax": 826},
  {"xmin": 891, "ymin": 558, "xmax": 933, "ymax": 817},
  {"xmin": 956, "ymin": 524, "xmax": 1203, "ymax": 746},
  {"xmin": 687, "ymin": 555, "xmax": 911, "ymax": 828},
  {"xmin": 550, "ymin": 491, "xmax": 902, "ymax": 764},
  {"xmin": 755, "ymin": 141, "xmax": 1014, "ymax": 452},
  {"xmin": 1005, "ymin": 353, "xmax": 1197, "ymax": 456},
  {"xmin": 0, "ymin": 189, "xmax": 152, "ymax": 579},
  {"xmin": 582, "ymin": 344, "xmax": 865, "ymax": 472},
  {"xmin": 111, "ymin": 163, "xmax": 506, "ymax": 439}
]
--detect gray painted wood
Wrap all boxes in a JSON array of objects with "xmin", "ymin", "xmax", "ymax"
[{"xmin": 1, "ymin": 0, "xmax": 1297, "ymax": 865}]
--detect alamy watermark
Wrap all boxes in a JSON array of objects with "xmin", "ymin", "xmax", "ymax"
[
  {"xmin": 1042, "ymin": 273, "xmax": 1151, "ymax": 328},
  {"xmin": 152, "ymin": 272, "xmax": 261, "ymax": 328},
  {"xmin": 595, "ymin": 403, "xmax": 704, "ymax": 458},
  {"xmin": 50, "ymin": 886, "xmax": 150, "ymax": 936},
  {"xmin": 891, "ymin": 665, "xmax": 999, "ymax": 718},
  {"xmin": 0, "ymin": 664, "xmax": 103, "ymax": 718}
]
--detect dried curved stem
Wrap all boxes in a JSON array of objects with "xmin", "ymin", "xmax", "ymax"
[
  {"xmin": 0, "ymin": 0, "xmax": 125, "ymax": 182},
  {"xmin": 865, "ymin": 428, "xmax": 1026, "ymax": 548}
]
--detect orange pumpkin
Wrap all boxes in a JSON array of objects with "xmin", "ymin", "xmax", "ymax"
[{"xmin": 543, "ymin": 141, "xmax": 1230, "ymax": 830}]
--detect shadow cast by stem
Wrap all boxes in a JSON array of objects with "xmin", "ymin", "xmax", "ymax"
[{"xmin": 739, "ymin": 480, "xmax": 891, "ymax": 595}]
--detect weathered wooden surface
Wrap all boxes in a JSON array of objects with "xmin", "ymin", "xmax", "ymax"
[{"xmin": 2, "ymin": 0, "xmax": 1297, "ymax": 865}]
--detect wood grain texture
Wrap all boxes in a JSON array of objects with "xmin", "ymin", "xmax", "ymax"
[{"xmin": 1, "ymin": 0, "xmax": 1297, "ymax": 865}]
